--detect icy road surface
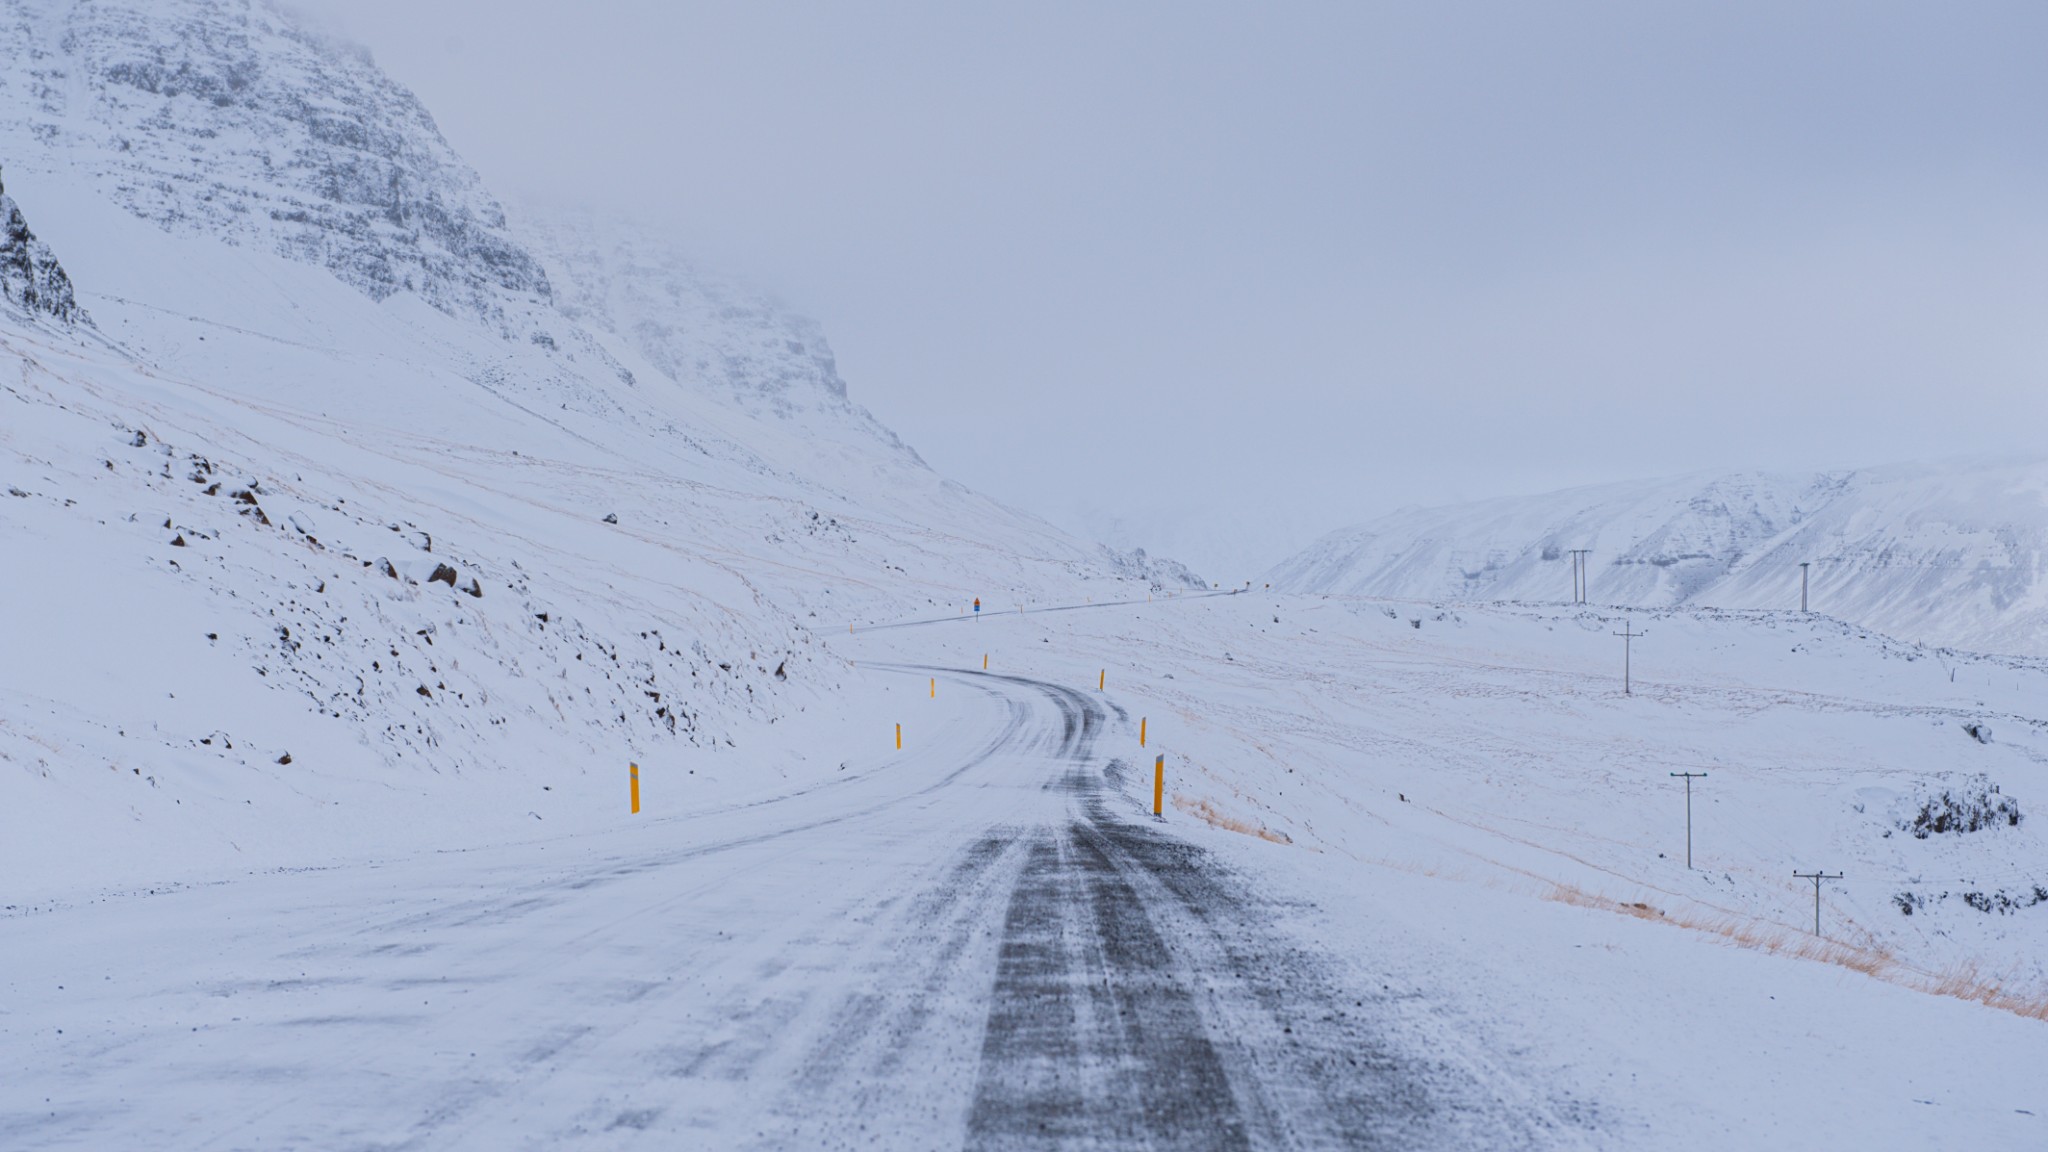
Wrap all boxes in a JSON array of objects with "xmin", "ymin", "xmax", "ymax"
[{"xmin": 2, "ymin": 667, "xmax": 1558, "ymax": 1150}]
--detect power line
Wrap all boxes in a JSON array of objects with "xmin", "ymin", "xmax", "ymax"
[
  {"xmin": 1612, "ymin": 614, "xmax": 1644, "ymax": 695},
  {"xmin": 1669, "ymin": 771, "xmax": 1706, "ymax": 869},
  {"xmin": 1793, "ymin": 870, "xmax": 1845, "ymax": 937}
]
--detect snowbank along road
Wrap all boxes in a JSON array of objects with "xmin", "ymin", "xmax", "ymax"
[{"xmin": 3, "ymin": 664, "xmax": 1563, "ymax": 1150}]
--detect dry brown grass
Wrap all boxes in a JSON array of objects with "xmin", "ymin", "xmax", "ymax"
[
  {"xmin": 1545, "ymin": 880, "xmax": 1897, "ymax": 972},
  {"xmin": 1173, "ymin": 795, "xmax": 1293, "ymax": 845},
  {"xmin": 1542, "ymin": 880, "xmax": 2048, "ymax": 1022},
  {"xmin": 1928, "ymin": 963, "xmax": 2048, "ymax": 1022}
]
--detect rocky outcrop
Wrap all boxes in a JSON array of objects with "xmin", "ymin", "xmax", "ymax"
[
  {"xmin": 0, "ymin": 0, "xmax": 549, "ymax": 324},
  {"xmin": 1101, "ymin": 544, "xmax": 1208, "ymax": 591},
  {"xmin": 0, "ymin": 167, "xmax": 81, "ymax": 323}
]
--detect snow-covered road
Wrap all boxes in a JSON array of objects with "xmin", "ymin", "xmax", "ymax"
[{"xmin": 3, "ymin": 665, "xmax": 1553, "ymax": 1150}]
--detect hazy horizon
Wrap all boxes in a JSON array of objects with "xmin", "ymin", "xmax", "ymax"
[{"xmin": 295, "ymin": 1, "xmax": 2048, "ymax": 578}]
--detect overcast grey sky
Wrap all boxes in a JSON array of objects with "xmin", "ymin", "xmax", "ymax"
[{"xmin": 298, "ymin": 1, "xmax": 2048, "ymax": 578}]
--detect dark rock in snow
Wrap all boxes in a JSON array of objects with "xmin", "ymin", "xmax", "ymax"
[
  {"xmin": 429, "ymin": 563, "xmax": 458, "ymax": 587},
  {"xmin": 1899, "ymin": 774, "xmax": 2021, "ymax": 838},
  {"xmin": 0, "ymin": 169, "xmax": 83, "ymax": 325}
]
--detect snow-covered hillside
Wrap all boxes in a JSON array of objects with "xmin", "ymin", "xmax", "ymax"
[
  {"xmin": 0, "ymin": 0, "xmax": 547, "ymax": 324},
  {"xmin": 515, "ymin": 208, "xmax": 912, "ymax": 452},
  {"xmin": 5, "ymin": 6, "xmax": 2046, "ymax": 1143},
  {"xmin": 0, "ymin": 0, "xmax": 1200, "ymax": 897},
  {"xmin": 1267, "ymin": 461, "xmax": 2048, "ymax": 656}
]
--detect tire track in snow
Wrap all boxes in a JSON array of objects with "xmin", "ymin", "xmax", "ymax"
[{"xmin": 962, "ymin": 676, "xmax": 1561, "ymax": 1151}]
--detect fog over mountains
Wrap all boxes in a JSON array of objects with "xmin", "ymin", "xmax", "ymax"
[
  {"xmin": 1269, "ymin": 458, "xmax": 2048, "ymax": 656},
  {"xmin": 0, "ymin": 0, "xmax": 1209, "ymax": 887}
]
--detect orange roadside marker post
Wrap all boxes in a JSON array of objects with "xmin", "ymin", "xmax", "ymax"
[
  {"xmin": 1153, "ymin": 754, "xmax": 1164, "ymax": 817},
  {"xmin": 630, "ymin": 762, "xmax": 641, "ymax": 814},
  {"xmin": 982, "ymin": 653, "xmax": 989, "ymax": 670},
  {"xmin": 1098, "ymin": 669, "xmax": 1105, "ymax": 691},
  {"xmin": 930, "ymin": 677, "xmax": 936, "ymax": 698},
  {"xmin": 895, "ymin": 723, "xmax": 902, "ymax": 750},
  {"xmin": 1140, "ymin": 717, "xmax": 1147, "ymax": 747}
]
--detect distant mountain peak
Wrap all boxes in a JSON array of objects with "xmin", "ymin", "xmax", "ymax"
[
  {"xmin": 0, "ymin": 0, "xmax": 549, "ymax": 324},
  {"xmin": 0, "ymin": 166, "xmax": 83, "ymax": 324},
  {"xmin": 1268, "ymin": 459, "xmax": 2048, "ymax": 655},
  {"xmin": 513, "ymin": 206, "xmax": 924, "ymax": 460}
]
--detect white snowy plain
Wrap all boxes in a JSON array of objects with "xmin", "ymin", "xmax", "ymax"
[
  {"xmin": 9, "ymin": 584, "xmax": 2048, "ymax": 1147},
  {"xmin": 5, "ymin": 214, "xmax": 2047, "ymax": 1145},
  {"xmin": 1, "ymin": 2, "xmax": 2044, "ymax": 1138}
]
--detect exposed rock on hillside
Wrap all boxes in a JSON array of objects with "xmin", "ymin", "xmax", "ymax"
[
  {"xmin": 1100, "ymin": 545, "xmax": 1208, "ymax": 592},
  {"xmin": 0, "ymin": 0, "xmax": 549, "ymax": 322},
  {"xmin": 0, "ymin": 167, "xmax": 80, "ymax": 323}
]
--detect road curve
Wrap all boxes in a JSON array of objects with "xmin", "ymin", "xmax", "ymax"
[{"xmin": 2, "ymin": 667, "xmax": 1562, "ymax": 1150}]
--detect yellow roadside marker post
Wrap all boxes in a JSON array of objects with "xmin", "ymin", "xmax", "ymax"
[
  {"xmin": 930, "ymin": 677, "xmax": 936, "ymax": 698},
  {"xmin": 896, "ymin": 723, "xmax": 902, "ymax": 750},
  {"xmin": 982, "ymin": 653, "xmax": 989, "ymax": 670},
  {"xmin": 1098, "ymin": 669, "xmax": 1105, "ymax": 691},
  {"xmin": 630, "ymin": 762, "xmax": 641, "ymax": 814},
  {"xmin": 1153, "ymin": 754, "xmax": 1164, "ymax": 817},
  {"xmin": 1140, "ymin": 717, "xmax": 1147, "ymax": 747}
]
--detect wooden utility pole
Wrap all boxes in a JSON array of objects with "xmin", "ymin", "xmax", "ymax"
[
  {"xmin": 1613, "ymin": 615, "xmax": 1644, "ymax": 695},
  {"xmin": 1669, "ymin": 771, "xmax": 1706, "ymax": 868},
  {"xmin": 1793, "ymin": 870, "xmax": 1844, "ymax": 936}
]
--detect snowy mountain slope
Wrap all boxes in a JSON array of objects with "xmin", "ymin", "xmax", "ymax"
[
  {"xmin": 0, "ymin": 0, "xmax": 1209, "ymax": 899},
  {"xmin": 1267, "ymin": 460, "xmax": 2048, "ymax": 655},
  {"xmin": 0, "ymin": 0, "xmax": 548, "ymax": 324},
  {"xmin": 516, "ymin": 208, "xmax": 914, "ymax": 454},
  {"xmin": 0, "ymin": 177, "xmax": 1180, "ymax": 898},
  {"xmin": 2, "ymin": 7, "xmax": 2044, "ymax": 1141},
  {"xmin": 528, "ymin": 205, "xmax": 1218, "ymax": 596}
]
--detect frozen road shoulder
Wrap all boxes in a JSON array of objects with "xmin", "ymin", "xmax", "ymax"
[{"xmin": 1, "ymin": 667, "xmax": 1570, "ymax": 1150}]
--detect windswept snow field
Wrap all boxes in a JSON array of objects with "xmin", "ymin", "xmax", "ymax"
[
  {"xmin": 4, "ymin": 1, "xmax": 2048, "ymax": 1148},
  {"xmin": 9, "ymin": 586, "xmax": 2048, "ymax": 1149}
]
